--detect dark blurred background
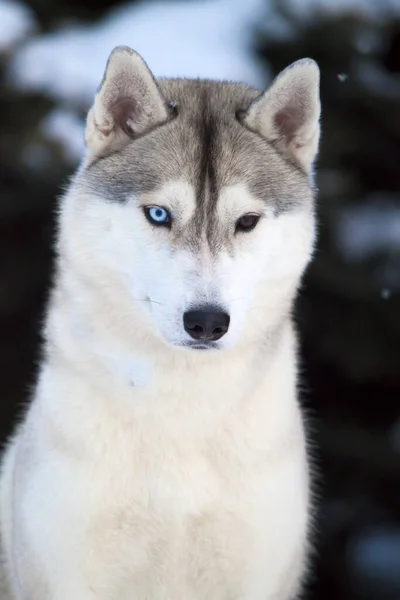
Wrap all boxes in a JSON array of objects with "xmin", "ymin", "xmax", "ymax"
[{"xmin": 1, "ymin": 0, "xmax": 400, "ymax": 598}]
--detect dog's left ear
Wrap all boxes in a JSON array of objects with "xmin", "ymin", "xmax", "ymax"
[
  {"xmin": 244, "ymin": 59, "xmax": 320, "ymax": 171},
  {"xmin": 86, "ymin": 46, "xmax": 169, "ymax": 157}
]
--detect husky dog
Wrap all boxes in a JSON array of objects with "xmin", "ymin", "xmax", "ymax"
[{"xmin": 0, "ymin": 46, "xmax": 320, "ymax": 600}]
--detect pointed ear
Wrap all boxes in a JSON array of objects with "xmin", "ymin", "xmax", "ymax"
[
  {"xmin": 243, "ymin": 58, "xmax": 320, "ymax": 170},
  {"xmin": 85, "ymin": 46, "xmax": 169, "ymax": 157}
]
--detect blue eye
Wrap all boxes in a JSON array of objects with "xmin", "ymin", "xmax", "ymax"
[{"xmin": 144, "ymin": 206, "xmax": 171, "ymax": 227}]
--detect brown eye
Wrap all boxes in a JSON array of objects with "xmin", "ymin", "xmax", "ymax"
[{"xmin": 235, "ymin": 213, "xmax": 260, "ymax": 233}]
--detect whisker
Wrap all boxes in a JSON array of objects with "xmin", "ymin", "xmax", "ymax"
[{"xmin": 132, "ymin": 298, "xmax": 164, "ymax": 307}]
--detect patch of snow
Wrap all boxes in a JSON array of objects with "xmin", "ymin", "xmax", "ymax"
[
  {"xmin": 40, "ymin": 109, "xmax": 85, "ymax": 163},
  {"xmin": 335, "ymin": 195, "xmax": 400, "ymax": 262},
  {"xmin": 0, "ymin": 0, "xmax": 36, "ymax": 52},
  {"xmin": 257, "ymin": 11, "xmax": 299, "ymax": 42},
  {"xmin": 8, "ymin": 0, "xmax": 269, "ymax": 106},
  {"xmin": 285, "ymin": 0, "xmax": 400, "ymax": 22}
]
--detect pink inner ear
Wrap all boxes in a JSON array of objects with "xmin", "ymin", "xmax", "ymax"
[
  {"xmin": 274, "ymin": 105, "xmax": 303, "ymax": 139},
  {"xmin": 112, "ymin": 97, "xmax": 138, "ymax": 136}
]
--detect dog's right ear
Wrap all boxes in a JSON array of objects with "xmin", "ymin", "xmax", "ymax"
[
  {"xmin": 243, "ymin": 59, "xmax": 320, "ymax": 171},
  {"xmin": 85, "ymin": 46, "xmax": 169, "ymax": 157}
]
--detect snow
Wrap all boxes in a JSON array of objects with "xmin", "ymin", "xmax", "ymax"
[
  {"xmin": 0, "ymin": 0, "xmax": 36, "ymax": 52},
  {"xmin": 8, "ymin": 0, "xmax": 268, "ymax": 106},
  {"xmin": 285, "ymin": 0, "xmax": 400, "ymax": 21},
  {"xmin": 335, "ymin": 195, "xmax": 400, "ymax": 262},
  {"xmin": 40, "ymin": 109, "xmax": 86, "ymax": 164}
]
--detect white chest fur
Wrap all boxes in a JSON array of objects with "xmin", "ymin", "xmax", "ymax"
[{"xmin": 1, "ymin": 323, "xmax": 310, "ymax": 600}]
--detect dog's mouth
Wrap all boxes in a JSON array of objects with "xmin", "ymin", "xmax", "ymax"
[{"xmin": 183, "ymin": 341, "xmax": 219, "ymax": 351}]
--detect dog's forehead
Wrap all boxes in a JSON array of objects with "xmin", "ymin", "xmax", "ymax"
[{"xmin": 82, "ymin": 79, "xmax": 310, "ymax": 212}]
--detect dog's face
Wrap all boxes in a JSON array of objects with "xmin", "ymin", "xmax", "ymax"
[{"xmin": 66, "ymin": 47, "xmax": 320, "ymax": 352}]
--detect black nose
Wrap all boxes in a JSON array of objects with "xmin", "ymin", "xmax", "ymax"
[{"xmin": 183, "ymin": 307, "xmax": 230, "ymax": 342}]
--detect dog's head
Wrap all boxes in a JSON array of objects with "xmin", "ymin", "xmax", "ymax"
[{"xmin": 64, "ymin": 46, "xmax": 320, "ymax": 352}]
